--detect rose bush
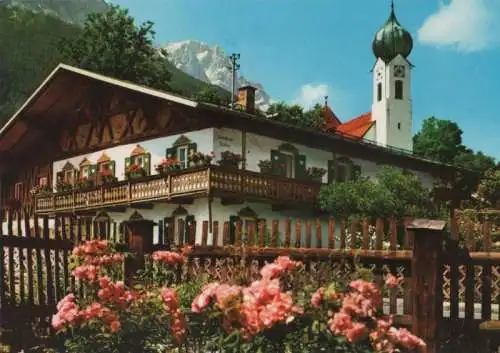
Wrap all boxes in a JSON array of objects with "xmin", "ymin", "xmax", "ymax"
[{"xmin": 52, "ymin": 240, "xmax": 425, "ymax": 353}]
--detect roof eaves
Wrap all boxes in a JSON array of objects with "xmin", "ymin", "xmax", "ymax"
[
  {"xmin": 196, "ymin": 102, "xmax": 470, "ymax": 173},
  {"xmin": 0, "ymin": 63, "xmax": 200, "ymax": 140}
]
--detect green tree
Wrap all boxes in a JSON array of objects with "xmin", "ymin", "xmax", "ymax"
[
  {"xmin": 477, "ymin": 169, "xmax": 500, "ymax": 209},
  {"xmin": 413, "ymin": 117, "xmax": 463, "ymax": 163},
  {"xmin": 195, "ymin": 86, "xmax": 227, "ymax": 105},
  {"xmin": 319, "ymin": 166, "xmax": 436, "ymax": 219},
  {"xmin": 266, "ymin": 102, "xmax": 324, "ymax": 130},
  {"xmin": 59, "ymin": 5, "xmax": 171, "ymax": 91}
]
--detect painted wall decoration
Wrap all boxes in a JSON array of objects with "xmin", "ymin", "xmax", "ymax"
[
  {"xmin": 52, "ymin": 128, "xmax": 215, "ymax": 188},
  {"xmin": 125, "ymin": 145, "xmax": 151, "ymax": 179},
  {"xmin": 213, "ymin": 127, "xmax": 435, "ymax": 187},
  {"xmin": 97, "ymin": 153, "xmax": 117, "ymax": 184}
]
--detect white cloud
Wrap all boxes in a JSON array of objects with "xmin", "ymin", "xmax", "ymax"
[
  {"xmin": 418, "ymin": 0, "xmax": 500, "ymax": 52},
  {"xmin": 292, "ymin": 83, "xmax": 330, "ymax": 110}
]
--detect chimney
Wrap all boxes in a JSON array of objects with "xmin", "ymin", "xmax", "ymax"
[{"xmin": 237, "ymin": 85, "xmax": 256, "ymax": 113}]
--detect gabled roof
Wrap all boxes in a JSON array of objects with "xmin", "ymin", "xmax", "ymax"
[
  {"xmin": 0, "ymin": 64, "xmax": 200, "ymax": 162},
  {"xmin": 336, "ymin": 112, "xmax": 375, "ymax": 140},
  {"xmin": 0, "ymin": 63, "xmax": 471, "ymax": 178},
  {"xmin": 323, "ymin": 104, "xmax": 342, "ymax": 130}
]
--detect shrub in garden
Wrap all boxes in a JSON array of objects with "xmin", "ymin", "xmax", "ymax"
[{"xmin": 52, "ymin": 240, "xmax": 425, "ymax": 353}]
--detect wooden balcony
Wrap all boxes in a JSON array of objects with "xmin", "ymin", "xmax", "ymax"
[{"xmin": 34, "ymin": 166, "xmax": 323, "ymax": 214}]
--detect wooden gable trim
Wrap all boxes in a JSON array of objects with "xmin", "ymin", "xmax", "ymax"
[{"xmin": 173, "ymin": 135, "xmax": 192, "ymax": 147}]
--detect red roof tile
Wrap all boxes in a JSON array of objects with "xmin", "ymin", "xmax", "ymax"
[
  {"xmin": 323, "ymin": 104, "xmax": 342, "ymax": 130},
  {"xmin": 336, "ymin": 112, "xmax": 374, "ymax": 140}
]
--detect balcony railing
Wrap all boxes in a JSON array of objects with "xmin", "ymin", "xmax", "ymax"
[{"xmin": 34, "ymin": 166, "xmax": 323, "ymax": 214}]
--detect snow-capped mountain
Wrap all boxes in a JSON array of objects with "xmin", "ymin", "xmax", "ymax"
[{"xmin": 164, "ymin": 40, "xmax": 272, "ymax": 111}]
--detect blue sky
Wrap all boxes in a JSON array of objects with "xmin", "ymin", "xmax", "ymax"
[{"xmin": 113, "ymin": 0, "xmax": 500, "ymax": 161}]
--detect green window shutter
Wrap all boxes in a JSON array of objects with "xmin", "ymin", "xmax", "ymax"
[
  {"xmin": 166, "ymin": 147, "xmax": 177, "ymax": 159},
  {"xmin": 228, "ymin": 215, "xmax": 239, "ymax": 244},
  {"xmin": 125, "ymin": 157, "xmax": 131, "ymax": 175},
  {"xmin": 185, "ymin": 215, "xmax": 196, "ymax": 245},
  {"xmin": 327, "ymin": 160, "xmax": 336, "ymax": 183},
  {"xmin": 351, "ymin": 164, "xmax": 361, "ymax": 181},
  {"xmin": 295, "ymin": 154, "xmax": 307, "ymax": 180},
  {"xmin": 270, "ymin": 150, "xmax": 286, "ymax": 176},
  {"xmin": 56, "ymin": 171, "xmax": 64, "ymax": 181},
  {"xmin": 163, "ymin": 217, "xmax": 173, "ymax": 247},
  {"xmin": 187, "ymin": 143, "xmax": 197, "ymax": 154},
  {"xmin": 89, "ymin": 165, "xmax": 98, "ymax": 177},
  {"xmin": 143, "ymin": 153, "xmax": 152, "ymax": 176},
  {"xmin": 109, "ymin": 161, "xmax": 116, "ymax": 177}
]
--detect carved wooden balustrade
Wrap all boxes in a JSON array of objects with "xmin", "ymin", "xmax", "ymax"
[{"xmin": 34, "ymin": 166, "xmax": 322, "ymax": 214}]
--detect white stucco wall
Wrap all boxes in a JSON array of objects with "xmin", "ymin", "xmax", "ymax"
[
  {"xmin": 213, "ymin": 127, "xmax": 435, "ymax": 187},
  {"xmin": 213, "ymin": 127, "xmax": 332, "ymax": 183},
  {"xmin": 371, "ymin": 55, "xmax": 413, "ymax": 152},
  {"xmin": 52, "ymin": 128, "xmax": 215, "ymax": 187}
]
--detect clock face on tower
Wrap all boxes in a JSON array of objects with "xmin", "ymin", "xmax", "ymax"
[
  {"xmin": 376, "ymin": 67, "xmax": 384, "ymax": 82},
  {"xmin": 394, "ymin": 65, "xmax": 405, "ymax": 78}
]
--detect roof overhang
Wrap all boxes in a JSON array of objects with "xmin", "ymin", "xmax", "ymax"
[
  {"xmin": 0, "ymin": 63, "xmax": 199, "ymax": 160},
  {"xmin": 0, "ymin": 64, "xmax": 473, "ymax": 180}
]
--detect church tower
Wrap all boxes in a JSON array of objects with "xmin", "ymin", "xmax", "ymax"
[{"xmin": 371, "ymin": 2, "xmax": 414, "ymax": 151}]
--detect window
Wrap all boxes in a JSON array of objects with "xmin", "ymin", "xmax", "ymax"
[
  {"xmin": 282, "ymin": 152, "xmax": 294, "ymax": 178},
  {"xmin": 14, "ymin": 182, "xmax": 23, "ymax": 200},
  {"xmin": 134, "ymin": 156, "xmax": 143, "ymax": 166},
  {"xmin": 377, "ymin": 83, "xmax": 382, "ymax": 102},
  {"xmin": 395, "ymin": 80, "xmax": 403, "ymax": 100},
  {"xmin": 38, "ymin": 177, "xmax": 48, "ymax": 187},
  {"xmin": 100, "ymin": 163, "xmax": 110, "ymax": 172},
  {"xmin": 397, "ymin": 122, "xmax": 401, "ymax": 130},
  {"xmin": 64, "ymin": 170, "xmax": 74, "ymax": 184},
  {"xmin": 336, "ymin": 164, "xmax": 349, "ymax": 182},
  {"xmin": 177, "ymin": 145, "xmax": 188, "ymax": 168},
  {"xmin": 81, "ymin": 166, "xmax": 89, "ymax": 178}
]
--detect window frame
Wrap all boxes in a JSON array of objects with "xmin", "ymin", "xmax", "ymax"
[
  {"xmin": 395, "ymin": 80, "xmax": 403, "ymax": 100},
  {"xmin": 177, "ymin": 145, "xmax": 189, "ymax": 169},
  {"xmin": 38, "ymin": 176, "xmax": 48, "ymax": 187},
  {"xmin": 377, "ymin": 83, "xmax": 382, "ymax": 102},
  {"xmin": 280, "ymin": 150, "xmax": 295, "ymax": 178}
]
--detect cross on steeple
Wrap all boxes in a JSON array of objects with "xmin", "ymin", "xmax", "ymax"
[
  {"xmin": 324, "ymin": 95, "xmax": 329, "ymax": 106},
  {"xmin": 390, "ymin": 0, "xmax": 395, "ymax": 13}
]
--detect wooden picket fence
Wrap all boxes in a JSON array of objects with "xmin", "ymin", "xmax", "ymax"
[{"xmin": 1, "ymin": 208, "xmax": 500, "ymax": 352}]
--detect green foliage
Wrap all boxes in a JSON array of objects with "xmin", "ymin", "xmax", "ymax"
[
  {"xmin": 59, "ymin": 5, "xmax": 172, "ymax": 91},
  {"xmin": 267, "ymin": 102, "xmax": 325, "ymax": 130},
  {"xmin": 319, "ymin": 165, "xmax": 436, "ymax": 219},
  {"xmin": 195, "ymin": 85, "xmax": 229, "ymax": 105},
  {"xmin": 477, "ymin": 169, "xmax": 500, "ymax": 208},
  {"xmin": 0, "ymin": 4, "xmax": 229, "ymax": 126},
  {"xmin": 413, "ymin": 116, "xmax": 498, "ymax": 204},
  {"xmin": 0, "ymin": 5, "xmax": 80, "ymax": 122},
  {"xmin": 413, "ymin": 117, "xmax": 464, "ymax": 163}
]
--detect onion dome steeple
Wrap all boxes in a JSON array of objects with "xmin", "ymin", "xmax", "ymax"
[{"xmin": 372, "ymin": 1, "xmax": 413, "ymax": 63}]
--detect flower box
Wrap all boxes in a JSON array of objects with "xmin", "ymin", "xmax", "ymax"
[
  {"xmin": 188, "ymin": 152, "xmax": 213, "ymax": 168},
  {"xmin": 155, "ymin": 158, "xmax": 182, "ymax": 175},
  {"xmin": 217, "ymin": 150, "xmax": 243, "ymax": 169},
  {"xmin": 258, "ymin": 160, "xmax": 273, "ymax": 174},
  {"xmin": 75, "ymin": 178, "xmax": 94, "ymax": 190},
  {"xmin": 126, "ymin": 164, "xmax": 147, "ymax": 180},
  {"xmin": 56, "ymin": 181, "xmax": 73, "ymax": 193},
  {"xmin": 306, "ymin": 166, "xmax": 326, "ymax": 182}
]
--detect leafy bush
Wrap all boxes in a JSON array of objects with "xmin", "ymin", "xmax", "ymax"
[
  {"xmin": 52, "ymin": 240, "xmax": 426, "ymax": 353},
  {"xmin": 319, "ymin": 165, "xmax": 441, "ymax": 219}
]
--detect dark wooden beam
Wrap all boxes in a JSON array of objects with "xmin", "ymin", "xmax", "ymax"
[{"xmin": 131, "ymin": 202, "xmax": 155, "ymax": 210}]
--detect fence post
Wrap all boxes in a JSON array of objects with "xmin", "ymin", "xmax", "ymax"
[{"xmin": 407, "ymin": 219, "xmax": 447, "ymax": 353}]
